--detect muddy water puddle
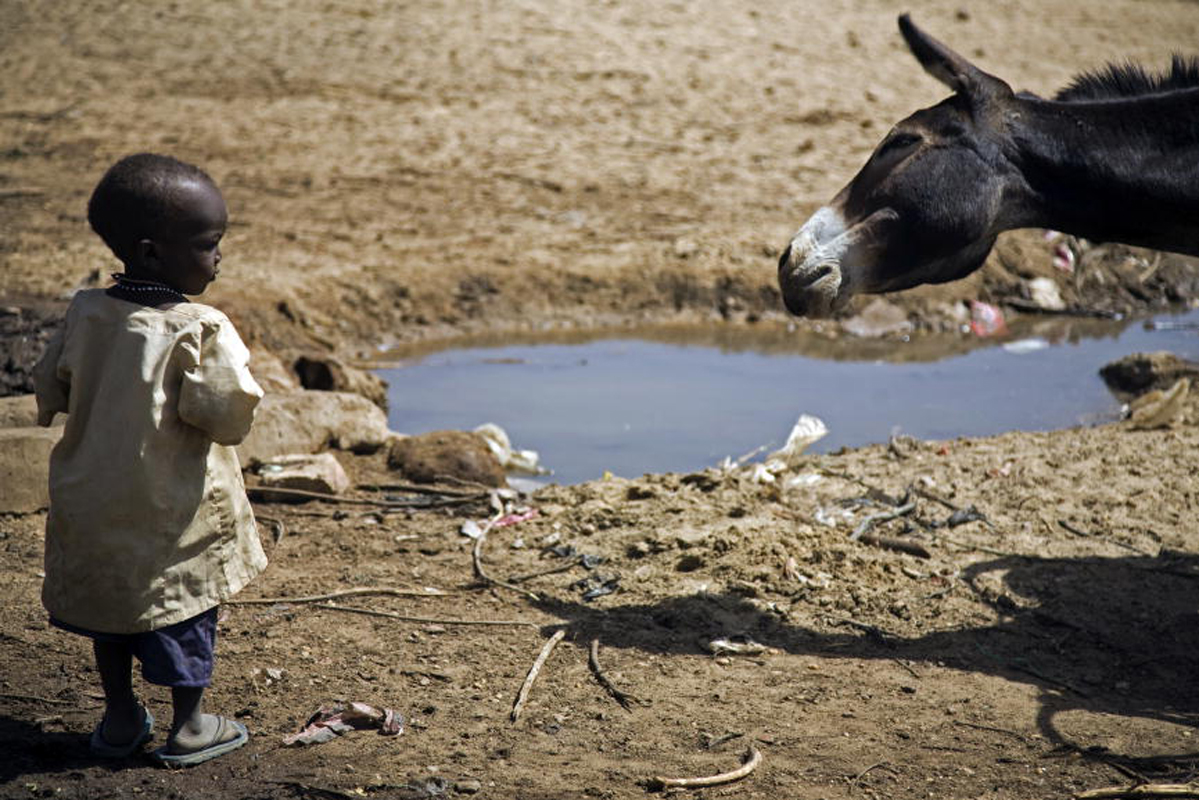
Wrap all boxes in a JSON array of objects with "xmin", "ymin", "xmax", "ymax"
[{"xmin": 377, "ymin": 309, "xmax": 1199, "ymax": 485}]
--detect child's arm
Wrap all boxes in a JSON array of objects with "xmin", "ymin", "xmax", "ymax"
[
  {"xmin": 178, "ymin": 317, "xmax": 264, "ymax": 446},
  {"xmin": 32, "ymin": 326, "xmax": 69, "ymax": 426}
]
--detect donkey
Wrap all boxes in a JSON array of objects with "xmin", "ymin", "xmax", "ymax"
[{"xmin": 777, "ymin": 14, "xmax": 1199, "ymax": 318}]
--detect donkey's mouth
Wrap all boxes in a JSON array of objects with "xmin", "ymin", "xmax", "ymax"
[
  {"xmin": 778, "ymin": 205, "xmax": 898, "ymax": 318},
  {"xmin": 778, "ymin": 206, "xmax": 852, "ymax": 318},
  {"xmin": 778, "ymin": 256, "xmax": 843, "ymax": 318}
]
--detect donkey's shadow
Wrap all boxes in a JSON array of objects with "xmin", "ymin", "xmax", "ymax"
[{"xmin": 536, "ymin": 548, "xmax": 1199, "ymax": 771}]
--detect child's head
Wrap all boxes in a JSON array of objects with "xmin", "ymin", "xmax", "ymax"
[{"xmin": 88, "ymin": 153, "xmax": 227, "ymax": 296}]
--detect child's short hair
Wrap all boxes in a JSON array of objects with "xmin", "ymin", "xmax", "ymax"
[{"xmin": 87, "ymin": 153, "xmax": 217, "ymax": 261}]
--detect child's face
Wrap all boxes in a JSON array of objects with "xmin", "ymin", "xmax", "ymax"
[{"xmin": 143, "ymin": 180, "xmax": 228, "ymax": 296}]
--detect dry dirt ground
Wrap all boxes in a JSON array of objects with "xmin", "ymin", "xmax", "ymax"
[{"xmin": 3, "ymin": 2, "xmax": 1199, "ymax": 799}]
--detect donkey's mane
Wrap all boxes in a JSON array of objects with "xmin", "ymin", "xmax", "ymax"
[{"xmin": 1055, "ymin": 55, "xmax": 1199, "ymax": 102}]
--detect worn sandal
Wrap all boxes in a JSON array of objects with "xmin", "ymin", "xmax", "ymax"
[
  {"xmin": 89, "ymin": 705, "xmax": 154, "ymax": 758},
  {"xmin": 152, "ymin": 716, "xmax": 248, "ymax": 768}
]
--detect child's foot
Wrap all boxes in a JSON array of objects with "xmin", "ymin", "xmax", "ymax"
[
  {"xmin": 153, "ymin": 715, "xmax": 248, "ymax": 768},
  {"xmin": 90, "ymin": 704, "xmax": 154, "ymax": 758}
]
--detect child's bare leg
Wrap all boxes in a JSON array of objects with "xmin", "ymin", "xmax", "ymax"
[
  {"xmin": 92, "ymin": 640, "xmax": 144, "ymax": 744},
  {"xmin": 167, "ymin": 686, "xmax": 240, "ymax": 753}
]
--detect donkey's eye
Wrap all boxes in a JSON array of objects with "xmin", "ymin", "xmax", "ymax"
[{"xmin": 879, "ymin": 132, "xmax": 921, "ymax": 155}]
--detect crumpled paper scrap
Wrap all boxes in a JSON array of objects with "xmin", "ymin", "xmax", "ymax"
[
  {"xmin": 475, "ymin": 422, "xmax": 550, "ymax": 475},
  {"xmin": 283, "ymin": 701, "xmax": 404, "ymax": 746}
]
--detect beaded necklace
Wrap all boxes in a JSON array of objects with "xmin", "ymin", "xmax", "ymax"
[{"xmin": 107, "ymin": 273, "xmax": 189, "ymax": 306}]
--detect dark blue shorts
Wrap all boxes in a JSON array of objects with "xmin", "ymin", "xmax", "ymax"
[{"xmin": 51, "ymin": 607, "xmax": 218, "ymax": 688}]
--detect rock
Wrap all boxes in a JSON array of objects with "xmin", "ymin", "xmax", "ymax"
[
  {"xmin": 842, "ymin": 298, "xmax": 911, "ymax": 338},
  {"xmin": 0, "ymin": 426, "xmax": 61, "ymax": 512},
  {"xmin": 238, "ymin": 389, "xmax": 393, "ymax": 468},
  {"xmin": 1026, "ymin": 277, "xmax": 1066, "ymax": 311},
  {"xmin": 1099, "ymin": 351, "xmax": 1199, "ymax": 399},
  {"xmin": 249, "ymin": 347, "xmax": 301, "ymax": 394},
  {"xmin": 387, "ymin": 430, "xmax": 507, "ymax": 487},
  {"xmin": 294, "ymin": 354, "xmax": 389, "ymax": 411},
  {"xmin": 1128, "ymin": 378, "xmax": 1190, "ymax": 429},
  {"xmin": 0, "ymin": 394, "xmax": 41, "ymax": 428},
  {"xmin": 256, "ymin": 452, "xmax": 351, "ymax": 497}
]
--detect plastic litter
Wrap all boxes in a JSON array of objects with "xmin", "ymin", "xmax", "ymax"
[
  {"xmin": 768, "ymin": 414, "xmax": 829, "ymax": 464},
  {"xmin": 1027, "ymin": 277, "xmax": 1065, "ymax": 311},
  {"xmin": 1052, "ymin": 241, "xmax": 1076, "ymax": 273},
  {"xmin": 571, "ymin": 574, "xmax": 620, "ymax": 601},
  {"xmin": 283, "ymin": 701, "xmax": 404, "ymax": 746},
  {"xmin": 705, "ymin": 635, "xmax": 768, "ymax": 656},
  {"xmin": 474, "ymin": 423, "xmax": 550, "ymax": 475},
  {"xmin": 969, "ymin": 301, "xmax": 1008, "ymax": 337}
]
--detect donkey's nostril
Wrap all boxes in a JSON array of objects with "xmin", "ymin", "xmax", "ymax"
[
  {"xmin": 795, "ymin": 264, "xmax": 832, "ymax": 288},
  {"xmin": 777, "ymin": 245, "xmax": 792, "ymax": 271}
]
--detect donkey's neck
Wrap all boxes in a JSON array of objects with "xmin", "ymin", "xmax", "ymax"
[{"xmin": 1007, "ymin": 89, "xmax": 1199, "ymax": 256}]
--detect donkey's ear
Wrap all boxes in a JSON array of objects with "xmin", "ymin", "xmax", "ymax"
[{"xmin": 898, "ymin": 14, "xmax": 1011, "ymax": 104}]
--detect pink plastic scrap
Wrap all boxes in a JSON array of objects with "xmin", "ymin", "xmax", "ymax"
[
  {"xmin": 968, "ymin": 301, "xmax": 1008, "ymax": 337},
  {"xmin": 283, "ymin": 702, "xmax": 404, "ymax": 746},
  {"xmin": 493, "ymin": 508, "xmax": 538, "ymax": 528},
  {"xmin": 1052, "ymin": 242, "xmax": 1076, "ymax": 273}
]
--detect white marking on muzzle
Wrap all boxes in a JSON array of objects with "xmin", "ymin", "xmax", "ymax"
[{"xmin": 779, "ymin": 206, "xmax": 849, "ymax": 314}]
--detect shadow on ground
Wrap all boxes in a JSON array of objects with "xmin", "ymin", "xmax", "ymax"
[{"xmin": 534, "ymin": 549, "xmax": 1199, "ymax": 777}]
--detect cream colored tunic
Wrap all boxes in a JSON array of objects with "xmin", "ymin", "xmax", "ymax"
[{"xmin": 33, "ymin": 289, "xmax": 267, "ymax": 633}]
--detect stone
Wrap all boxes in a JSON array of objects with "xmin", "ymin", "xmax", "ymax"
[
  {"xmin": 0, "ymin": 426, "xmax": 61, "ymax": 513},
  {"xmin": 387, "ymin": 430, "xmax": 507, "ymax": 488},
  {"xmin": 842, "ymin": 298, "xmax": 912, "ymax": 338},
  {"xmin": 249, "ymin": 347, "xmax": 301, "ymax": 394},
  {"xmin": 1128, "ymin": 378, "xmax": 1190, "ymax": 430},
  {"xmin": 1026, "ymin": 276, "xmax": 1066, "ymax": 311},
  {"xmin": 238, "ymin": 389, "xmax": 394, "ymax": 468},
  {"xmin": 1099, "ymin": 351, "xmax": 1199, "ymax": 399},
  {"xmin": 294, "ymin": 354, "xmax": 389, "ymax": 411},
  {"xmin": 256, "ymin": 452, "xmax": 351, "ymax": 498},
  {"xmin": 0, "ymin": 394, "xmax": 41, "ymax": 428}
]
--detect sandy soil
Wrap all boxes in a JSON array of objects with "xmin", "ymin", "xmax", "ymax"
[{"xmin": 2, "ymin": 2, "xmax": 1199, "ymax": 798}]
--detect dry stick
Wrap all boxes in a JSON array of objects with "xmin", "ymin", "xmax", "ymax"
[
  {"xmin": 910, "ymin": 485, "xmax": 962, "ymax": 512},
  {"xmin": 1059, "ymin": 520, "xmax": 1154, "ymax": 556},
  {"xmin": 508, "ymin": 558, "xmax": 582, "ymax": 584},
  {"xmin": 912, "ymin": 485, "xmax": 999, "ymax": 531},
  {"xmin": 850, "ymin": 502, "xmax": 929, "ymax": 557},
  {"xmin": 227, "ymin": 586, "xmax": 447, "ymax": 605},
  {"xmin": 1075, "ymin": 785, "xmax": 1199, "ymax": 799},
  {"xmin": 473, "ymin": 528, "xmax": 540, "ymax": 601},
  {"xmin": 255, "ymin": 514, "xmax": 286, "ymax": 544},
  {"xmin": 357, "ymin": 481, "xmax": 484, "ymax": 498},
  {"xmin": 588, "ymin": 639, "xmax": 639, "ymax": 711},
  {"xmin": 312, "ymin": 602, "xmax": 535, "ymax": 628},
  {"xmin": 857, "ymin": 531, "xmax": 931, "ymax": 559},
  {"xmin": 647, "ymin": 746, "xmax": 763, "ymax": 791},
  {"xmin": 850, "ymin": 502, "xmax": 917, "ymax": 541},
  {"xmin": 247, "ymin": 485, "xmax": 484, "ymax": 507},
  {"xmin": 510, "ymin": 628, "xmax": 567, "ymax": 723},
  {"xmin": 853, "ymin": 761, "xmax": 895, "ymax": 783},
  {"xmin": 0, "ymin": 693, "xmax": 71, "ymax": 706}
]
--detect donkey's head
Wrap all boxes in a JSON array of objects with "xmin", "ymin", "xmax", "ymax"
[{"xmin": 778, "ymin": 15, "xmax": 1022, "ymax": 318}]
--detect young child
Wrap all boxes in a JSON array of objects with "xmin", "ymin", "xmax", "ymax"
[{"xmin": 33, "ymin": 153, "xmax": 267, "ymax": 766}]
